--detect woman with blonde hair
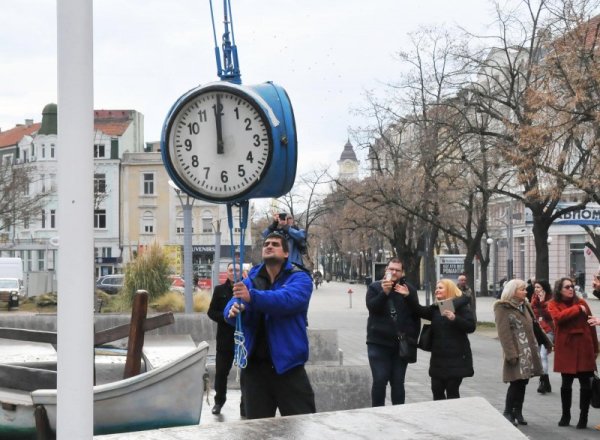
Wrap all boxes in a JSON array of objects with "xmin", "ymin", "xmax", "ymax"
[
  {"xmin": 398, "ymin": 278, "xmax": 475, "ymax": 400},
  {"xmin": 494, "ymin": 279, "xmax": 544, "ymax": 426}
]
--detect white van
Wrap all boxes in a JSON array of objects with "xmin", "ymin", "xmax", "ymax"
[{"xmin": 0, "ymin": 257, "xmax": 25, "ymax": 298}]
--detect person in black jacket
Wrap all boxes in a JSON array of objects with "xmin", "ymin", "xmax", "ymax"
[
  {"xmin": 366, "ymin": 258, "xmax": 420, "ymax": 406},
  {"xmin": 207, "ymin": 263, "xmax": 244, "ymax": 416},
  {"xmin": 399, "ymin": 278, "xmax": 475, "ymax": 400}
]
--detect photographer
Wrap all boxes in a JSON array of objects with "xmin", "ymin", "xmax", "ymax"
[
  {"xmin": 262, "ymin": 212, "xmax": 307, "ymax": 266},
  {"xmin": 365, "ymin": 258, "xmax": 420, "ymax": 406}
]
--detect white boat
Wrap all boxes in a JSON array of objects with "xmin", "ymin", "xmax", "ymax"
[{"xmin": 0, "ymin": 341, "xmax": 208, "ymax": 439}]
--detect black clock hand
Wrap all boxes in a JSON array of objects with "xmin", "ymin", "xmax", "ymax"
[{"xmin": 215, "ymin": 94, "xmax": 224, "ymax": 155}]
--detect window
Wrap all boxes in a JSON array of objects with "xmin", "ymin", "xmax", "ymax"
[
  {"xmin": 25, "ymin": 250, "xmax": 32, "ymax": 272},
  {"xmin": 41, "ymin": 145, "xmax": 45, "ymax": 159},
  {"xmin": 102, "ymin": 247, "xmax": 112, "ymax": 258},
  {"xmin": 94, "ymin": 210, "xmax": 106, "ymax": 229},
  {"xmin": 23, "ymin": 215, "xmax": 29, "ymax": 230},
  {"xmin": 142, "ymin": 211, "xmax": 155, "ymax": 234},
  {"xmin": 49, "ymin": 174, "xmax": 56, "ymax": 191},
  {"xmin": 176, "ymin": 211, "xmax": 184, "ymax": 234},
  {"xmin": 143, "ymin": 173, "xmax": 154, "ymax": 195},
  {"xmin": 94, "ymin": 174, "xmax": 106, "ymax": 194},
  {"xmin": 37, "ymin": 250, "xmax": 45, "ymax": 271},
  {"xmin": 94, "ymin": 144, "xmax": 105, "ymax": 158},
  {"xmin": 41, "ymin": 209, "xmax": 46, "ymax": 228},
  {"xmin": 201, "ymin": 210, "xmax": 213, "ymax": 233},
  {"xmin": 50, "ymin": 144, "xmax": 55, "ymax": 158},
  {"xmin": 3, "ymin": 155, "xmax": 12, "ymax": 165},
  {"xmin": 50, "ymin": 210, "xmax": 56, "ymax": 228},
  {"xmin": 41, "ymin": 174, "xmax": 46, "ymax": 193}
]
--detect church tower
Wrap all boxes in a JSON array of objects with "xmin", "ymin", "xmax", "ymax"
[{"xmin": 337, "ymin": 139, "xmax": 359, "ymax": 180}]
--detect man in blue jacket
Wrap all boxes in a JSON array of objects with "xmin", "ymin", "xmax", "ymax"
[
  {"xmin": 262, "ymin": 213, "xmax": 307, "ymax": 266},
  {"xmin": 225, "ymin": 232, "xmax": 315, "ymax": 419}
]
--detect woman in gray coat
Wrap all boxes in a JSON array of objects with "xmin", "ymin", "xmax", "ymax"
[{"xmin": 494, "ymin": 279, "xmax": 544, "ymax": 426}]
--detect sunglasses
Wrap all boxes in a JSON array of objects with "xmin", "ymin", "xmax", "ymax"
[{"xmin": 562, "ymin": 285, "xmax": 574, "ymax": 290}]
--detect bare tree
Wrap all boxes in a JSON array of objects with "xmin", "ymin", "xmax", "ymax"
[{"xmin": 0, "ymin": 163, "xmax": 50, "ymax": 236}]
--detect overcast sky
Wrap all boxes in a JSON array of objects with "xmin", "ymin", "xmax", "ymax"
[{"xmin": 1, "ymin": 0, "xmax": 494, "ymax": 175}]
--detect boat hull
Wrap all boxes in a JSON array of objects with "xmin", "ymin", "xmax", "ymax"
[{"xmin": 0, "ymin": 341, "xmax": 208, "ymax": 437}]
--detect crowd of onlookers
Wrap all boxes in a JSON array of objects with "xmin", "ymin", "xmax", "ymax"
[{"xmin": 365, "ymin": 259, "xmax": 600, "ymax": 431}]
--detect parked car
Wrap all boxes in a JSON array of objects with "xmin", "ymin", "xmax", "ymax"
[
  {"xmin": 0, "ymin": 278, "xmax": 21, "ymax": 310},
  {"xmin": 96, "ymin": 274, "xmax": 124, "ymax": 295}
]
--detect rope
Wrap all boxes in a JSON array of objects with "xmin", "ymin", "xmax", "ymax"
[{"xmin": 227, "ymin": 201, "xmax": 249, "ymax": 370}]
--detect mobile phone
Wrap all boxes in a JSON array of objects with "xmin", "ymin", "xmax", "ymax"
[
  {"xmin": 438, "ymin": 299, "xmax": 455, "ymax": 314},
  {"xmin": 397, "ymin": 276, "xmax": 406, "ymax": 286},
  {"xmin": 385, "ymin": 271, "xmax": 392, "ymax": 281}
]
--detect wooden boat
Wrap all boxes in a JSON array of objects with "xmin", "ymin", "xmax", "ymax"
[
  {"xmin": 0, "ymin": 292, "xmax": 209, "ymax": 439},
  {"xmin": 0, "ymin": 342, "xmax": 208, "ymax": 439}
]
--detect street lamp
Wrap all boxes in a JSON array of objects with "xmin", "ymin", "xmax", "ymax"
[{"xmin": 169, "ymin": 180, "xmax": 195, "ymax": 314}]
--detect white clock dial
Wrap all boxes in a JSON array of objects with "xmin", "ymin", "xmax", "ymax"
[{"xmin": 165, "ymin": 87, "xmax": 272, "ymax": 201}]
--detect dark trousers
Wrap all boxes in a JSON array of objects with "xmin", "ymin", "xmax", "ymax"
[
  {"xmin": 213, "ymin": 349, "xmax": 235, "ymax": 405},
  {"xmin": 561, "ymin": 372, "xmax": 594, "ymax": 390},
  {"xmin": 367, "ymin": 343, "xmax": 409, "ymax": 406},
  {"xmin": 241, "ymin": 363, "xmax": 316, "ymax": 419},
  {"xmin": 431, "ymin": 377, "xmax": 463, "ymax": 400}
]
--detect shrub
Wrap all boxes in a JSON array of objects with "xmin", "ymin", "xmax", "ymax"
[{"xmin": 122, "ymin": 242, "xmax": 171, "ymax": 306}]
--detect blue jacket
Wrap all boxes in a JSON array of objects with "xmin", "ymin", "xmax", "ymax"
[
  {"xmin": 261, "ymin": 224, "xmax": 306, "ymax": 266},
  {"xmin": 224, "ymin": 261, "xmax": 313, "ymax": 374}
]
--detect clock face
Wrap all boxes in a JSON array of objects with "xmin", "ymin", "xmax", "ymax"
[{"xmin": 164, "ymin": 86, "xmax": 273, "ymax": 201}]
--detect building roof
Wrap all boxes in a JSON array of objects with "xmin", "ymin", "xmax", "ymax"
[
  {"xmin": 94, "ymin": 110, "xmax": 135, "ymax": 137},
  {"xmin": 0, "ymin": 123, "xmax": 41, "ymax": 149},
  {"xmin": 339, "ymin": 139, "xmax": 358, "ymax": 162}
]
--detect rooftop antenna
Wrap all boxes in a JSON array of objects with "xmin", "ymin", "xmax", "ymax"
[{"xmin": 209, "ymin": 0, "xmax": 241, "ymax": 84}]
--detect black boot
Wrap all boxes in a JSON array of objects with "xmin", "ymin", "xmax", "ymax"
[
  {"xmin": 544, "ymin": 375, "xmax": 552, "ymax": 393},
  {"xmin": 576, "ymin": 387, "xmax": 591, "ymax": 429},
  {"xmin": 503, "ymin": 389, "xmax": 517, "ymax": 426},
  {"xmin": 513, "ymin": 404, "xmax": 528, "ymax": 425},
  {"xmin": 537, "ymin": 376, "xmax": 546, "ymax": 394},
  {"xmin": 558, "ymin": 387, "xmax": 572, "ymax": 427}
]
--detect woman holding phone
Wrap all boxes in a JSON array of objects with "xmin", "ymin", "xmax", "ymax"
[
  {"xmin": 397, "ymin": 279, "xmax": 475, "ymax": 400},
  {"xmin": 548, "ymin": 277, "xmax": 598, "ymax": 429}
]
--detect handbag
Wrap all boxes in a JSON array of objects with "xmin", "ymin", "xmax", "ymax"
[
  {"xmin": 591, "ymin": 375, "xmax": 600, "ymax": 409},
  {"xmin": 417, "ymin": 323, "xmax": 433, "ymax": 352},
  {"xmin": 389, "ymin": 298, "xmax": 417, "ymax": 363}
]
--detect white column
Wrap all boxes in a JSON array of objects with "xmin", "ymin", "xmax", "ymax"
[{"xmin": 57, "ymin": 0, "xmax": 94, "ymax": 438}]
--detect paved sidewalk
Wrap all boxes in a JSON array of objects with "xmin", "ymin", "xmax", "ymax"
[{"xmin": 203, "ymin": 280, "xmax": 600, "ymax": 439}]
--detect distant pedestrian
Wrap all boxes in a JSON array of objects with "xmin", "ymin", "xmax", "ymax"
[
  {"xmin": 399, "ymin": 278, "xmax": 475, "ymax": 400},
  {"xmin": 456, "ymin": 273, "xmax": 473, "ymax": 298},
  {"xmin": 494, "ymin": 279, "xmax": 544, "ymax": 427},
  {"xmin": 365, "ymin": 258, "xmax": 420, "ymax": 406},
  {"xmin": 548, "ymin": 277, "xmax": 598, "ymax": 429},
  {"xmin": 591, "ymin": 272, "xmax": 600, "ymax": 300},
  {"xmin": 530, "ymin": 279, "xmax": 554, "ymax": 395}
]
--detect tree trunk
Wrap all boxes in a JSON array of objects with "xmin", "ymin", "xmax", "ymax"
[{"xmin": 532, "ymin": 221, "xmax": 550, "ymax": 281}]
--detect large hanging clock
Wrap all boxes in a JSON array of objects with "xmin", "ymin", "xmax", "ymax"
[{"xmin": 161, "ymin": 81, "xmax": 297, "ymax": 203}]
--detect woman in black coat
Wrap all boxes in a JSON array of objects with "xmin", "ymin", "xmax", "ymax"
[{"xmin": 398, "ymin": 278, "xmax": 475, "ymax": 400}]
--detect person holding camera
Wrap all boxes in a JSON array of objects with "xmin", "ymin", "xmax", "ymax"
[
  {"xmin": 365, "ymin": 258, "xmax": 420, "ymax": 406},
  {"xmin": 262, "ymin": 212, "xmax": 307, "ymax": 267},
  {"xmin": 398, "ymin": 278, "xmax": 475, "ymax": 401}
]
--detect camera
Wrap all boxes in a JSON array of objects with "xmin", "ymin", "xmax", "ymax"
[{"xmin": 279, "ymin": 213, "xmax": 287, "ymax": 220}]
